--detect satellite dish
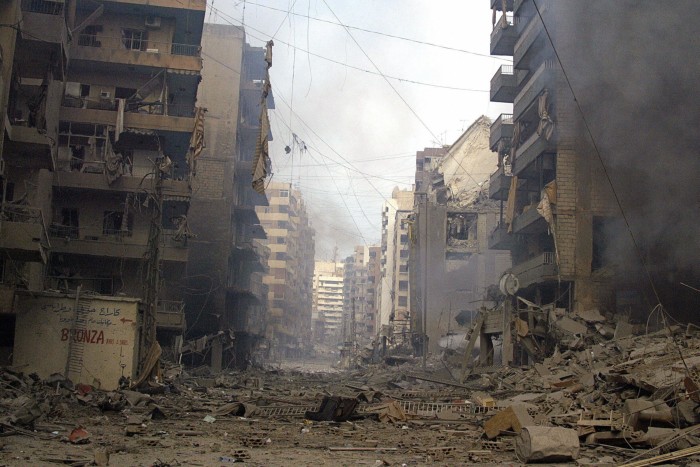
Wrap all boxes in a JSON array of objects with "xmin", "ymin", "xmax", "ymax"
[{"xmin": 499, "ymin": 273, "xmax": 520, "ymax": 296}]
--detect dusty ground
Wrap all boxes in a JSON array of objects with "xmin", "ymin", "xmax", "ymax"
[
  {"xmin": 0, "ymin": 353, "xmax": 695, "ymax": 467},
  {"xmin": 0, "ymin": 359, "xmax": 520, "ymax": 466}
]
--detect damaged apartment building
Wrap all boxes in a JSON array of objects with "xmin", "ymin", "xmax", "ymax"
[
  {"xmin": 342, "ymin": 245, "xmax": 380, "ymax": 349},
  {"xmin": 483, "ymin": 0, "xmax": 700, "ymax": 364},
  {"xmin": 0, "ymin": 0, "xmax": 207, "ymax": 389},
  {"xmin": 378, "ymin": 187, "xmax": 413, "ymax": 345},
  {"xmin": 409, "ymin": 118, "xmax": 511, "ymax": 355},
  {"xmin": 256, "ymin": 182, "xmax": 315, "ymax": 359},
  {"xmin": 181, "ymin": 24, "xmax": 273, "ymax": 371}
]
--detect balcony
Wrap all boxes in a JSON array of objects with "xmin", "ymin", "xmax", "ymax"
[
  {"xmin": 489, "ymin": 166, "xmax": 512, "ymax": 201},
  {"xmin": 60, "ymin": 100, "xmax": 195, "ymax": 134},
  {"xmin": 20, "ymin": 0, "xmax": 69, "ymax": 57},
  {"xmin": 513, "ymin": 131, "xmax": 556, "ymax": 176},
  {"xmin": 5, "ymin": 80, "xmax": 64, "ymax": 170},
  {"xmin": 48, "ymin": 228, "xmax": 188, "ymax": 263},
  {"xmin": 53, "ymin": 171, "xmax": 190, "ymax": 199},
  {"xmin": 514, "ymin": 13, "xmax": 545, "ymax": 70},
  {"xmin": 513, "ymin": 61, "xmax": 559, "ymax": 120},
  {"xmin": 490, "ymin": 14, "xmax": 518, "ymax": 56},
  {"xmin": 511, "ymin": 203, "xmax": 548, "ymax": 234},
  {"xmin": 156, "ymin": 300, "xmax": 186, "ymax": 332},
  {"xmin": 0, "ymin": 204, "xmax": 50, "ymax": 263},
  {"xmin": 489, "ymin": 113, "xmax": 514, "ymax": 151},
  {"xmin": 71, "ymin": 36, "xmax": 202, "ymax": 72},
  {"xmin": 511, "ymin": 252, "xmax": 557, "ymax": 289},
  {"xmin": 490, "ymin": 65, "xmax": 517, "ymax": 103},
  {"xmin": 488, "ymin": 222, "xmax": 515, "ymax": 250},
  {"xmin": 490, "ymin": 0, "xmax": 514, "ymax": 10}
]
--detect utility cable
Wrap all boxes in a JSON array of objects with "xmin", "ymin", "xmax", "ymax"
[
  {"xmin": 205, "ymin": 4, "xmax": 489, "ymax": 92},
  {"xmin": 532, "ymin": 1, "xmax": 692, "ymax": 376},
  {"xmin": 238, "ymin": 0, "xmax": 512, "ymax": 62},
  {"xmin": 320, "ymin": 0, "xmax": 440, "ymax": 143},
  {"xmin": 271, "ymin": 0, "xmax": 299, "ymax": 39},
  {"xmin": 318, "ymin": 0, "xmax": 489, "ymax": 194},
  {"xmin": 532, "ymin": 0, "xmax": 663, "ymax": 309}
]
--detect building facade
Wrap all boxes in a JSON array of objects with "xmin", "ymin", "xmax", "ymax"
[
  {"xmin": 183, "ymin": 24, "xmax": 271, "ymax": 370},
  {"xmin": 0, "ymin": 0, "xmax": 206, "ymax": 382},
  {"xmin": 409, "ymin": 119, "xmax": 511, "ymax": 354},
  {"xmin": 256, "ymin": 182, "xmax": 315, "ymax": 358},
  {"xmin": 311, "ymin": 260, "xmax": 344, "ymax": 344},
  {"xmin": 378, "ymin": 187, "xmax": 413, "ymax": 341},
  {"xmin": 487, "ymin": 0, "xmax": 621, "ymax": 314}
]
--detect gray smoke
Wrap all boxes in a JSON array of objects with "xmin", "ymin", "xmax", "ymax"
[{"xmin": 547, "ymin": 1, "xmax": 700, "ymax": 316}]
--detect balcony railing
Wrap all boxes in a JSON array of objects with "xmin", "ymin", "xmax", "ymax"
[
  {"xmin": 511, "ymin": 252, "xmax": 557, "ymax": 288},
  {"xmin": 489, "ymin": 113, "xmax": 514, "ymax": 151},
  {"xmin": 490, "ymin": 0, "xmax": 514, "ymax": 10},
  {"xmin": 512, "ymin": 202, "xmax": 548, "ymax": 234},
  {"xmin": 76, "ymin": 35, "xmax": 201, "ymax": 57},
  {"xmin": 490, "ymin": 13, "xmax": 519, "ymax": 56},
  {"xmin": 490, "ymin": 65, "xmax": 517, "ymax": 103},
  {"xmin": 488, "ymin": 166, "xmax": 512, "ymax": 201},
  {"xmin": 21, "ymin": 0, "xmax": 64, "ymax": 15},
  {"xmin": 488, "ymin": 222, "xmax": 515, "ymax": 250},
  {"xmin": 514, "ymin": 13, "xmax": 545, "ymax": 69},
  {"xmin": 156, "ymin": 300, "xmax": 186, "ymax": 332},
  {"xmin": 513, "ymin": 130, "xmax": 555, "ymax": 176},
  {"xmin": 62, "ymin": 96, "xmax": 196, "ymax": 118}
]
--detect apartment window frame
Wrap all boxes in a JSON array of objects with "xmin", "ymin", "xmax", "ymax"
[
  {"xmin": 121, "ymin": 28, "xmax": 148, "ymax": 51},
  {"xmin": 102, "ymin": 210, "xmax": 133, "ymax": 236}
]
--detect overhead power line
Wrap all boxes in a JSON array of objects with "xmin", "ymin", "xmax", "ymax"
[
  {"xmin": 231, "ymin": 1, "xmax": 511, "ymax": 62},
  {"xmin": 205, "ymin": 3, "xmax": 490, "ymax": 92}
]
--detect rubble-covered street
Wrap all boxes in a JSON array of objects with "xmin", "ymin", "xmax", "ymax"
[{"xmin": 5, "ymin": 310, "xmax": 700, "ymax": 466}]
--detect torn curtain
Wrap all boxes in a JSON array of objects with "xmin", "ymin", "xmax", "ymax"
[{"xmin": 252, "ymin": 40, "xmax": 274, "ymax": 195}]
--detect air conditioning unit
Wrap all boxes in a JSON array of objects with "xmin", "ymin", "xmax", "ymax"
[
  {"xmin": 99, "ymin": 91, "xmax": 111, "ymax": 99},
  {"xmin": 145, "ymin": 16, "xmax": 161, "ymax": 28}
]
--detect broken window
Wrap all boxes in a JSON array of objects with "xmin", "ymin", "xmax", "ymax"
[
  {"xmin": 121, "ymin": 29, "xmax": 148, "ymax": 51},
  {"xmin": 114, "ymin": 87, "xmax": 137, "ymax": 99},
  {"xmin": 446, "ymin": 212, "xmax": 478, "ymax": 248},
  {"xmin": 102, "ymin": 211, "xmax": 133, "ymax": 236},
  {"xmin": 55, "ymin": 208, "xmax": 79, "ymax": 239},
  {"xmin": 78, "ymin": 25, "xmax": 102, "ymax": 47},
  {"xmin": 0, "ymin": 181, "xmax": 15, "ymax": 203},
  {"xmin": 592, "ymin": 216, "xmax": 617, "ymax": 271}
]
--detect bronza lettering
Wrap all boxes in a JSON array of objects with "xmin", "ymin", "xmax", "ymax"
[{"xmin": 60, "ymin": 328, "xmax": 105, "ymax": 344}]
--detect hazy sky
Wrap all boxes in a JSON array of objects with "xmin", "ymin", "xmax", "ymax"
[{"xmin": 206, "ymin": 1, "xmax": 511, "ymax": 259}]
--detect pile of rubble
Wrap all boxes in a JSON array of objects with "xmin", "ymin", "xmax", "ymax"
[{"xmin": 3, "ymin": 316, "xmax": 700, "ymax": 464}]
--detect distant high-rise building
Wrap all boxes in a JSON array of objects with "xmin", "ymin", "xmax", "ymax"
[
  {"xmin": 256, "ymin": 182, "xmax": 315, "ymax": 358},
  {"xmin": 312, "ymin": 261, "xmax": 344, "ymax": 343}
]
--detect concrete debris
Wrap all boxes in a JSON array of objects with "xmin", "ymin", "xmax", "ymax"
[
  {"xmin": 3, "ymin": 319, "xmax": 700, "ymax": 465},
  {"xmin": 515, "ymin": 426, "xmax": 579, "ymax": 462}
]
